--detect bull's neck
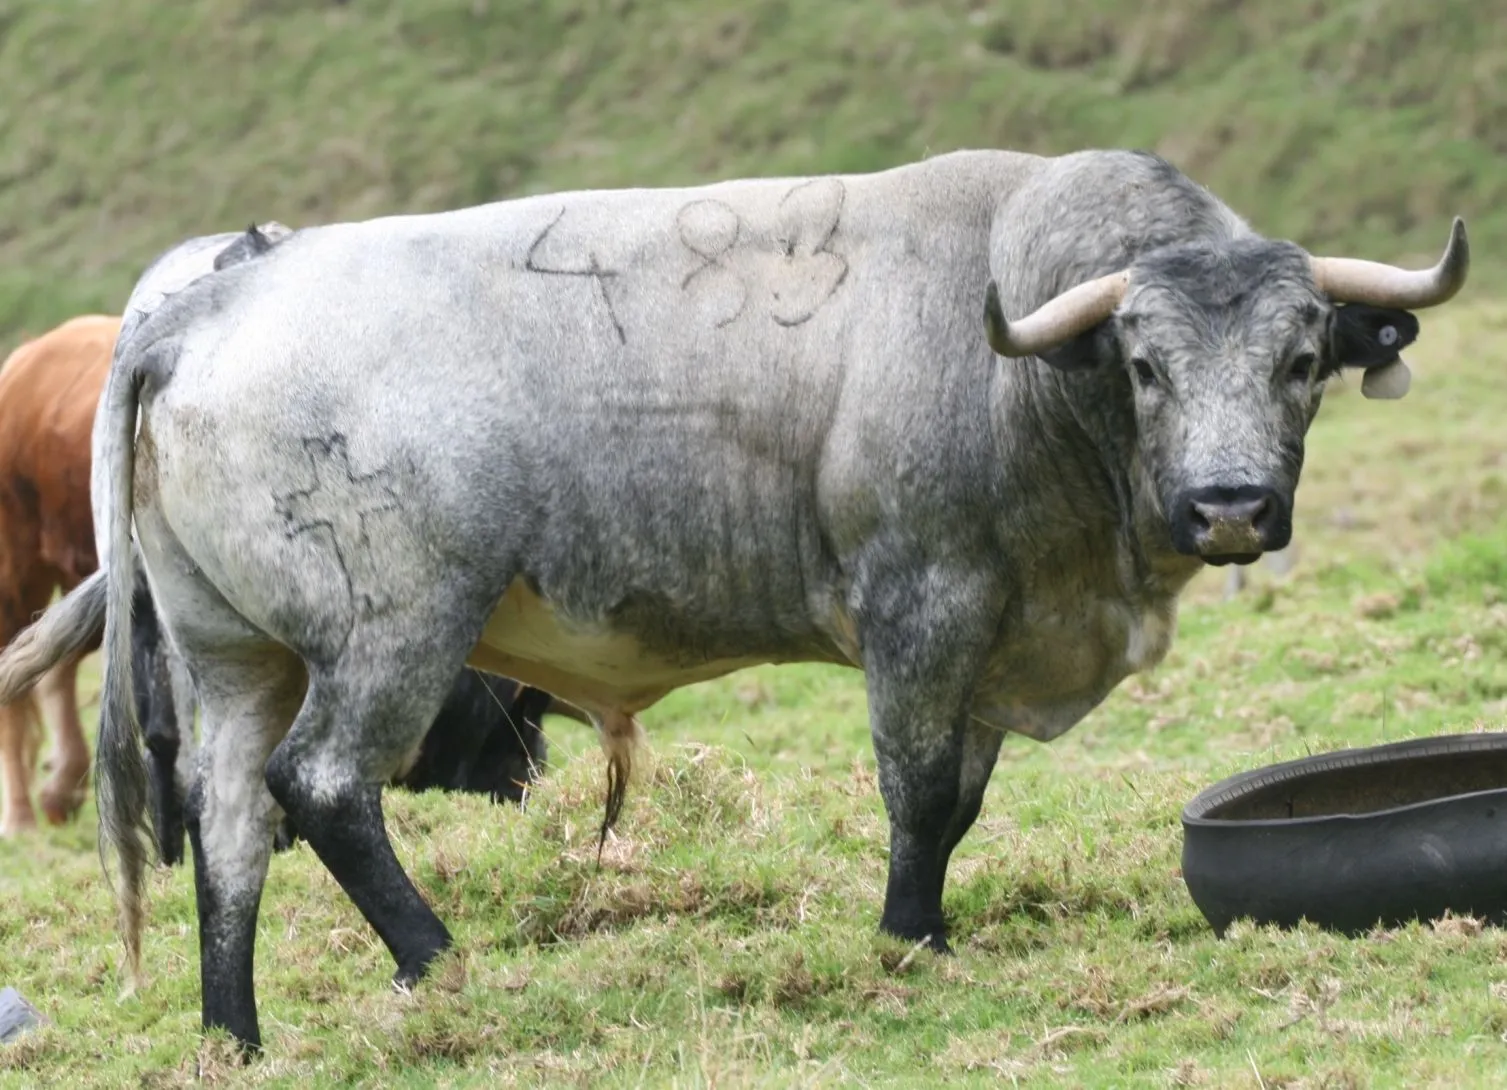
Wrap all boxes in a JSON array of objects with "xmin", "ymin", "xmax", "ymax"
[{"xmin": 992, "ymin": 361, "xmax": 1203, "ymax": 601}]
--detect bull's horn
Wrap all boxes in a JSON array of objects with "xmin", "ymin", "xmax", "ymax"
[
  {"xmin": 1310, "ymin": 217, "xmax": 1470, "ymax": 310},
  {"xmin": 984, "ymin": 271, "xmax": 1130, "ymax": 358}
]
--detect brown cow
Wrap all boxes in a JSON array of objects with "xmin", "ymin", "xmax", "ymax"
[{"xmin": 0, "ymin": 314, "xmax": 116, "ymax": 834}]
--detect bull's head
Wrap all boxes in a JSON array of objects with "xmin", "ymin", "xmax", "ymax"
[{"xmin": 982, "ymin": 220, "xmax": 1469, "ymax": 565}]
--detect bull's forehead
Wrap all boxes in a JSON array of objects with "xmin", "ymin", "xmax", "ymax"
[{"xmin": 1121, "ymin": 239, "xmax": 1326, "ymax": 356}]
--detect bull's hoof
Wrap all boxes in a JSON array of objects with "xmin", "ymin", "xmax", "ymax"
[
  {"xmin": 195, "ymin": 1035, "xmax": 261, "ymax": 1078},
  {"xmin": 391, "ymin": 939, "xmax": 453, "ymax": 993},
  {"xmin": 879, "ymin": 919, "xmax": 952, "ymax": 955},
  {"xmin": 391, "ymin": 960, "xmax": 434, "ymax": 992},
  {"xmin": 921, "ymin": 932, "xmax": 954, "ymax": 956}
]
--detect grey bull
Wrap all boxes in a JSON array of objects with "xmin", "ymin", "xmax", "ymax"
[{"xmin": 0, "ymin": 148, "xmax": 1470, "ymax": 1053}]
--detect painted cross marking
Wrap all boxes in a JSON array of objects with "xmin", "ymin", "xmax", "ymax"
[{"xmin": 275, "ymin": 434, "xmax": 402, "ymax": 618}]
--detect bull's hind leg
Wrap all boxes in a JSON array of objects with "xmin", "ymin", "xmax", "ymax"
[
  {"xmin": 857, "ymin": 568, "xmax": 1002, "ymax": 952},
  {"xmin": 264, "ymin": 606, "xmax": 495, "ymax": 991},
  {"xmin": 182, "ymin": 644, "xmax": 306, "ymax": 1050}
]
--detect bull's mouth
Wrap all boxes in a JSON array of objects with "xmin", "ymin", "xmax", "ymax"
[{"xmin": 1201, "ymin": 552, "xmax": 1262, "ymax": 568}]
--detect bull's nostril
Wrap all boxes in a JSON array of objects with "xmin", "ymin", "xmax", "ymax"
[
  {"xmin": 1192, "ymin": 499, "xmax": 1266, "ymax": 523},
  {"xmin": 1189, "ymin": 496, "xmax": 1273, "ymax": 543},
  {"xmin": 1177, "ymin": 487, "xmax": 1288, "ymax": 556}
]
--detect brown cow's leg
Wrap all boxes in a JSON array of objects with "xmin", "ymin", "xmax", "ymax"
[
  {"xmin": 0, "ymin": 700, "xmax": 38, "ymax": 835},
  {"xmin": 18, "ymin": 694, "xmax": 40, "ymax": 776},
  {"xmin": 37, "ymin": 657, "xmax": 88, "ymax": 825}
]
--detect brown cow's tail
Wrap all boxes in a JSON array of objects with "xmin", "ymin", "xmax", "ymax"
[
  {"xmin": 95, "ymin": 360, "xmax": 153, "ymax": 993},
  {"xmin": 0, "ymin": 570, "xmax": 107, "ymax": 703}
]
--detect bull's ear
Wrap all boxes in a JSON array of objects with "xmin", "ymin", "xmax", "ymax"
[
  {"xmin": 1035, "ymin": 323, "xmax": 1118, "ymax": 373},
  {"xmin": 1331, "ymin": 303, "xmax": 1418, "ymax": 365},
  {"xmin": 1330, "ymin": 303, "xmax": 1420, "ymax": 400}
]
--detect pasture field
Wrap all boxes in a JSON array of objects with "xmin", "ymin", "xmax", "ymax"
[
  {"xmin": 2, "ymin": 0, "xmax": 1507, "ymax": 1085},
  {"xmin": 0, "ymin": 303, "xmax": 1506, "ymax": 1087}
]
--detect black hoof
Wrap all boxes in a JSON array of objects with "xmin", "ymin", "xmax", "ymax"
[
  {"xmin": 392, "ymin": 940, "xmax": 450, "ymax": 991},
  {"xmin": 880, "ymin": 920, "xmax": 951, "ymax": 955},
  {"xmin": 198, "ymin": 1027, "xmax": 261, "ymax": 1071}
]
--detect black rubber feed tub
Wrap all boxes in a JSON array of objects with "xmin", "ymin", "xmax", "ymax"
[{"xmin": 1182, "ymin": 732, "xmax": 1507, "ymax": 937}]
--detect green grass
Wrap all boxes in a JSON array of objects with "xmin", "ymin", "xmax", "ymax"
[
  {"xmin": 5, "ymin": 0, "xmax": 1507, "ymax": 1084},
  {"xmin": 2, "ymin": 303, "xmax": 1507, "ymax": 1086}
]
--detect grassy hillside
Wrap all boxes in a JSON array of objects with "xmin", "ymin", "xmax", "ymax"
[{"xmin": 0, "ymin": 0, "xmax": 1504, "ymax": 341}]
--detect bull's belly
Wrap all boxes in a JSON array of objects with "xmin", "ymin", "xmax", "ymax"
[
  {"xmin": 971, "ymin": 692, "xmax": 1117, "ymax": 743},
  {"xmin": 469, "ymin": 579, "xmax": 782, "ymax": 717}
]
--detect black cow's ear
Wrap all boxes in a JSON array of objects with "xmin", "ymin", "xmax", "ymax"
[{"xmin": 1331, "ymin": 303, "xmax": 1419, "ymax": 368}]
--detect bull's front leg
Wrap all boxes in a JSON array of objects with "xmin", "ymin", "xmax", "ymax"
[{"xmin": 855, "ymin": 563, "xmax": 1004, "ymax": 953}]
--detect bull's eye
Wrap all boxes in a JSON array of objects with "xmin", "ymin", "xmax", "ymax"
[
  {"xmin": 1288, "ymin": 352, "xmax": 1316, "ymax": 381},
  {"xmin": 1130, "ymin": 356, "xmax": 1157, "ymax": 388}
]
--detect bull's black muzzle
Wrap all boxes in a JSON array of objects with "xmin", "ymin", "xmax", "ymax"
[{"xmin": 1169, "ymin": 484, "xmax": 1291, "ymax": 565}]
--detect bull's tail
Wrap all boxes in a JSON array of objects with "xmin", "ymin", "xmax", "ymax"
[
  {"xmin": 0, "ymin": 571, "xmax": 107, "ymax": 704},
  {"xmin": 95, "ymin": 360, "xmax": 153, "ymax": 991}
]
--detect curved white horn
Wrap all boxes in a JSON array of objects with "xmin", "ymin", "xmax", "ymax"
[
  {"xmin": 1310, "ymin": 217, "xmax": 1470, "ymax": 310},
  {"xmin": 984, "ymin": 271, "xmax": 1130, "ymax": 359}
]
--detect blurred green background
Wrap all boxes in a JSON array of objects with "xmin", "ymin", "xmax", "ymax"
[{"xmin": 0, "ymin": 0, "xmax": 1499, "ymax": 342}]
